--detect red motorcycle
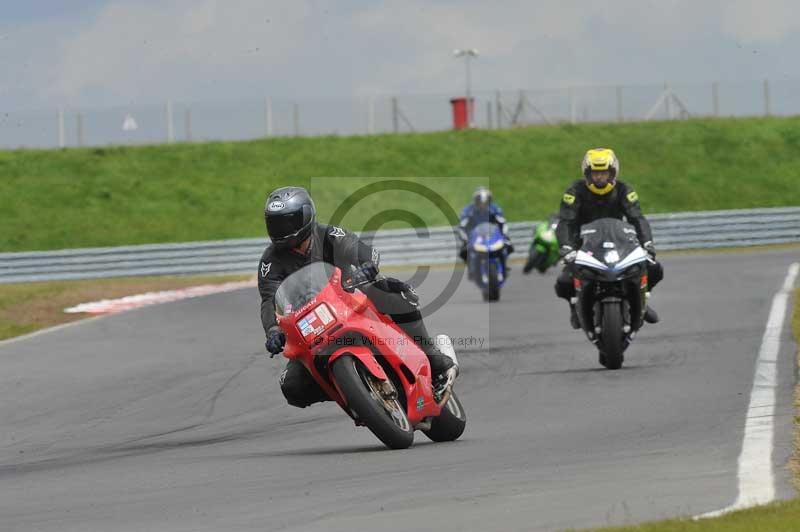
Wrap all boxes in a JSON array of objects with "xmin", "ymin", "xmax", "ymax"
[{"xmin": 274, "ymin": 262, "xmax": 466, "ymax": 449}]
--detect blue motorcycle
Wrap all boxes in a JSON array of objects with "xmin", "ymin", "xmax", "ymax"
[{"xmin": 467, "ymin": 222, "xmax": 509, "ymax": 302}]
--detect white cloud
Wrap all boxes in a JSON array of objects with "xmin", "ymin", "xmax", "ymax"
[
  {"xmin": 721, "ymin": 0, "xmax": 800, "ymax": 43},
  {"xmin": 46, "ymin": 0, "xmax": 312, "ymax": 103},
  {"xmin": 355, "ymin": 0, "xmax": 581, "ymax": 90},
  {"xmin": 2, "ymin": 0, "xmax": 798, "ymax": 111},
  {"xmin": 349, "ymin": 0, "xmax": 752, "ymax": 94},
  {"xmin": 356, "ymin": 0, "xmax": 581, "ymax": 56}
]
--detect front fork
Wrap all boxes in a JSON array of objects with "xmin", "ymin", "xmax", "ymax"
[{"xmin": 573, "ymin": 273, "xmax": 648, "ymax": 344}]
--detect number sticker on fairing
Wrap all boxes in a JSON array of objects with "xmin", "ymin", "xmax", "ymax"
[{"xmin": 297, "ymin": 304, "xmax": 336, "ymax": 341}]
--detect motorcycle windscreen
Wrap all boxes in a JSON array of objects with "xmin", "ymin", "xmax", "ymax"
[
  {"xmin": 274, "ymin": 262, "xmax": 337, "ymax": 316},
  {"xmin": 472, "ymin": 222, "xmax": 498, "ymax": 240},
  {"xmin": 578, "ymin": 218, "xmax": 640, "ymax": 259},
  {"xmin": 470, "ymin": 222, "xmax": 504, "ymax": 251}
]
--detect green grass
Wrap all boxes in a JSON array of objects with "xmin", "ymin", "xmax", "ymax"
[
  {"xmin": 2, "ymin": 116, "xmax": 800, "ymax": 251},
  {"xmin": 577, "ymin": 499, "xmax": 800, "ymax": 532}
]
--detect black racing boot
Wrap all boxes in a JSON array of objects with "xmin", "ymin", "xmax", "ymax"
[
  {"xmin": 643, "ymin": 305, "xmax": 660, "ymax": 324},
  {"xmin": 395, "ymin": 315, "xmax": 455, "ymax": 382},
  {"xmin": 569, "ymin": 303, "xmax": 581, "ymax": 329},
  {"xmin": 523, "ymin": 258, "xmax": 535, "ymax": 274},
  {"xmin": 397, "ymin": 319, "xmax": 455, "ymax": 380},
  {"xmin": 422, "ymin": 340, "xmax": 455, "ymax": 379}
]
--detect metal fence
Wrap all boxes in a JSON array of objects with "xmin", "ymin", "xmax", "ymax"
[
  {"xmin": 3, "ymin": 79, "xmax": 800, "ymax": 149},
  {"xmin": 1, "ymin": 207, "xmax": 797, "ymax": 284}
]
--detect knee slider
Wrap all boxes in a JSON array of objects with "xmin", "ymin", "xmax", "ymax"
[
  {"xmin": 280, "ymin": 370, "xmax": 314, "ymax": 408},
  {"xmin": 555, "ymin": 279, "xmax": 573, "ymax": 300}
]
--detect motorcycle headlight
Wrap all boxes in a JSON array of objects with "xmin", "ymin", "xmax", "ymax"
[{"xmin": 604, "ymin": 250, "xmax": 620, "ymax": 264}]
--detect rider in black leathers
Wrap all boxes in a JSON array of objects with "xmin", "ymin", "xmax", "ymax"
[
  {"xmin": 554, "ymin": 148, "xmax": 663, "ymax": 328},
  {"xmin": 258, "ymin": 186, "xmax": 454, "ymax": 408}
]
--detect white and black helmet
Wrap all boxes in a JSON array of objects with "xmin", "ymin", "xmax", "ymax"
[
  {"xmin": 473, "ymin": 186, "xmax": 492, "ymax": 207},
  {"xmin": 264, "ymin": 186, "xmax": 316, "ymax": 248}
]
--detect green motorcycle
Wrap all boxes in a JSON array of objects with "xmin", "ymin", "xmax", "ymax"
[{"xmin": 523, "ymin": 216, "xmax": 560, "ymax": 274}]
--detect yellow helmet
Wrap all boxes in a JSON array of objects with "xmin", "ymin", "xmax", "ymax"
[{"xmin": 581, "ymin": 148, "xmax": 619, "ymax": 195}]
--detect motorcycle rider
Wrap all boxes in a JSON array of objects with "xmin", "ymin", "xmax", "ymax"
[
  {"xmin": 522, "ymin": 213, "xmax": 560, "ymax": 274},
  {"xmin": 457, "ymin": 186, "xmax": 514, "ymax": 274},
  {"xmin": 554, "ymin": 148, "xmax": 663, "ymax": 328},
  {"xmin": 259, "ymin": 186, "xmax": 456, "ymax": 408}
]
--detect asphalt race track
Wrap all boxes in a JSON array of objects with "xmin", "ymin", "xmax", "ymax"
[{"xmin": 1, "ymin": 248, "xmax": 798, "ymax": 531}]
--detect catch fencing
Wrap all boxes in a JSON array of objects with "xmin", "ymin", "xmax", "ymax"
[
  {"xmin": 3, "ymin": 79, "xmax": 800, "ymax": 149},
  {"xmin": 0, "ymin": 207, "xmax": 798, "ymax": 284}
]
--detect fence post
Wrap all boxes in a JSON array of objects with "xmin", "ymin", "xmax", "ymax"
[
  {"xmin": 184, "ymin": 107, "xmax": 192, "ymax": 142},
  {"xmin": 391, "ymin": 97, "xmax": 399, "ymax": 133},
  {"xmin": 58, "ymin": 109, "xmax": 65, "ymax": 148},
  {"xmin": 495, "ymin": 91, "xmax": 502, "ymax": 129},
  {"xmin": 292, "ymin": 103, "xmax": 299, "ymax": 136},
  {"xmin": 76, "ymin": 113, "xmax": 85, "ymax": 147},
  {"xmin": 616, "ymin": 86, "xmax": 623, "ymax": 122},
  {"xmin": 663, "ymin": 83, "xmax": 671, "ymax": 119},
  {"xmin": 368, "ymin": 97, "xmax": 375, "ymax": 135},
  {"xmin": 763, "ymin": 79, "xmax": 771, "ymax": 116},
  {"xmin": 166, "ymin": 100, "xmax": 175, "ymax": 143},
  {"xmin": 265, "ymin": 97, "xmax": 273, "ymax": 137},
  {"xmin": 569, "ymin": 87, "xmax": 576, "ymax": 124},
  {"xmin": 712, "ymin": 82, "xmax": 719, "ymax": 117}
]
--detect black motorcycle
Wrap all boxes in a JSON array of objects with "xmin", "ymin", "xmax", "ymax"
[{"xmin": 569, "ymin": 218, "xmax": 650, "ymax": 369}]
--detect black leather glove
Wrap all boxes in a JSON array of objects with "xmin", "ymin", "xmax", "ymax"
[
  {"xmin": 642, "ymin": 240, "xmax": 656, "ymax": 260},
  {"xmin": 458, "ymin": 243, "xmax": 468, "ymax": 262},
  {"xmin": 504, "ymin": 237, "xmax": 515, "ymax": 254},
  {"xmin": 375, "ymin": 277, "xmax": 420, "ymax": 304},
  {"xmin": 350, "ymin": 261, "xmax": 379, "ymax": 286},
  {"xmin": 265, "ymin": 329, "xmax": 286, "ymax": 357},
  {"xmin": 559, "ymin": 245, "xmax": 577, "ymax": 264}
]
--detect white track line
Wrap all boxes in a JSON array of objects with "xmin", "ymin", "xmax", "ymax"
[
  {"xmin": 0, "ymin": 281, "xmax": 255, "ymax": 348},
  {"xmin": 696, "ymin": 261, "xmax": 799, "ymax": 519},
  {"xmin": 63, "ymin": 280, "xmax": 254, "ymax": 315}
]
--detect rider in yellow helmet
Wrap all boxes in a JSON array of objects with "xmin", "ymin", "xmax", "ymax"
[
  {"xmin": 582, "ymin": 148, "xmax": 618, "ymax": 195},
  {"xmin": 554, "ymin": 148, "xmax": 663, "ymax": 328}
]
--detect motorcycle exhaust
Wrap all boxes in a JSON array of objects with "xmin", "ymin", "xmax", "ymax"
[
  {"xmin": 435, "ymin": 367, "xmax": 458, "ymax": 408},
  {"xmin": 415, "ymin": 420, "xmax": 433, "ymax": 431}
]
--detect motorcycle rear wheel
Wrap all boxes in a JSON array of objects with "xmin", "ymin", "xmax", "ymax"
[
  {"xmin": 422, "ymin": 390, "xmax": 466, "ymax": 442},
  {"xmin": 332, "ymin": 355, "xmax": 414, "ymax": 449}
]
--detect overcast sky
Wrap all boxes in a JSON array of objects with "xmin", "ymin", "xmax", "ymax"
[{"xmin": 1, "ymin": 0, "xmax": 798, "ymax": 111}]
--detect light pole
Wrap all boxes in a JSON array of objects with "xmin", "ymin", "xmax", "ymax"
[{"xmin": 453, "ymin": 48, "xmax": 478, "ymax": 127}]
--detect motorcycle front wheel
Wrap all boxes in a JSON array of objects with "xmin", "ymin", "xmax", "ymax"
[
  {"xmin": 332, "ymin": 355, "xmax": 414, "ymax": 449},
  {"xmin": 484, "ymin": 261, "xmax": 501, "ymax": 302},
  {"xmin": 599, "ymin": 302, "xmax": 624, "ymax": 370}
]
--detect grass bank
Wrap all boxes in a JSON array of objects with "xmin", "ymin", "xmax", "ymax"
[
  {"xmin": 2, "ymin": 116, "xmax": 799, "ymax": 252},
  {"xmin": 580, "ymin": 499, "xmax": 800, "ymax": 531}
]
